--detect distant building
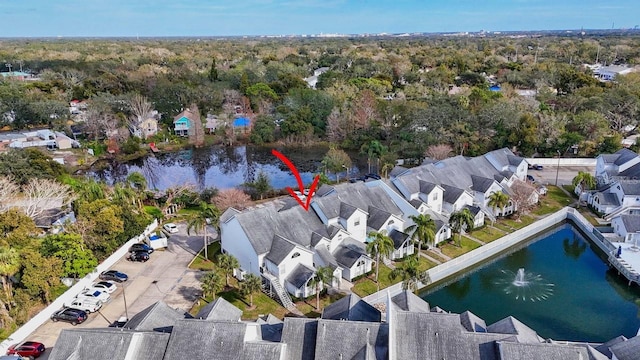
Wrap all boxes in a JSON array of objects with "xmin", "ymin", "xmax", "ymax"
[
  {"xmin": 173, "ymin": 109, "xmax": 197, "ymax": 136},
  {"xmin": 0, "ymin": 71, "xmax": 36, "ymax": 81},
  {"xmin": 304, "ymin": 67, "xmax": 329, "ymax": 89},
  {"xmin": 0, "ymin": 129, "xmax": 77, "ymax": 151},
  {"xmin": 592, "ymin": 65, "xmax": 636, "ymax": 82}
]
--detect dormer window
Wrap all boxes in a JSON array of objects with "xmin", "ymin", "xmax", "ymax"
[
  {"xmin": 354, "ymin": 218, "xmax": 360, "ymax": 226},
  {"xmin": 433, "ymin": 193, "xmax": 438, "ymax": 200},
  {"xmin": 291, "ymin": 252, "xmax": 300, "ymax": 259},
  {"xmin": 388, "ymin": 220, "xmax": 395, "ymax": 226}
]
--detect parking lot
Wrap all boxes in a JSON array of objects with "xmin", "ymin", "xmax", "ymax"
[
  {"xmin": 22, "ymin": 222, "xmax": 215, "ymax": 359},
  {"xmin": 526, "ymin": 164, "xmax": 595, "ymax": 187}
]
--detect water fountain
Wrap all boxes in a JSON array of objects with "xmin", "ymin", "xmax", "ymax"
[{"xmin": 495, "ymin": 268, "xmax": 555, "ymax": 302}]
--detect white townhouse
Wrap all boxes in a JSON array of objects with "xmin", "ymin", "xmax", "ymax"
[{"xmin": 588, "ymin": 149, "xmax": 640, "ymax": 219}]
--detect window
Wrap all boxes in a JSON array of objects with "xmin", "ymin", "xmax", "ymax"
[
  {"xmin": 356, "ymin": 260, "xmax": 365, "ymax": 267},
  {"xmin": 354, "ymin": 218, "xmax": 360, "ymax": 226},
  {"xmin": 433, "ymin": 193, "xmax": 438, "ymax": 200},
  {"xmin": 291, "ymin": 252, "xmax": 300, "ymax": 259},
  {"xmin": 388, "ymin": 220, "xmax": 395, "ymax": 226}
]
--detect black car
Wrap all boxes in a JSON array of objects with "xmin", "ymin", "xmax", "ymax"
[
  {"xmin": 99, "ymin": 270, "xmax": 129, "ymax": 282},
  {"xmin": 364, "ymin": 173, "xmax": 382, "ymax": 180},
  {"xmin": 51, "ymin": 308, "xmax": 88, "ymax": 325},
  {"xmin": 532, "ymin": 164, "xmax": 544, "ymax": 170},
  {"xmin": 129, "ymin": 243, "xmax": 154, "ymax": 254},
  {"xmin": 526, "ymin": 174, "xmax": 535, "ymax": 182},
  {"xmin": 128, "ymin": 251, "xmax": 150, "ymax": 262}
]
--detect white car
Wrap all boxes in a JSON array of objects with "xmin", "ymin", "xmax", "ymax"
[
  {"xmin": 88, "ymin": 281, "xmax": 117, "ymax": 294},
  {"xmin": 65, "ymin": 298, "xmax": 102, "ymax": 313},
  {"xmin": 76, "ymin": 289, "xmax": 110, "ymax": 303},
  {"xmin": 163, "ymin": 222, "xmax": 179, "ymax": 233}
]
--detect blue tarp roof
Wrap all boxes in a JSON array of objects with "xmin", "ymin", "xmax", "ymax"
[{"xmin": 233, "ymin": 117, "xmax": 250, "ymax": 127}]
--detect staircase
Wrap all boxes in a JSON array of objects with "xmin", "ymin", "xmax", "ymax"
[{"xmin": 261, "ymin": 272, "xmax": 296, "ymax": 311}]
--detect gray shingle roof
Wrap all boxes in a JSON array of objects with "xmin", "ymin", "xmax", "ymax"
[
  {"xmin": 614, "ymin": 148, "xmax": 639, "ymax": 166},
  {"xmin": 600, "ymin": 192, "xmax": 621, "ymax": 206},
  {"xmin": 388, "ymin": 229, "xmax": 410, "ymax": 249},
  {"xmin": 265, "ymin": 235, "xmax": 297, "ymax": 265},
  {"xmin": 48, "ymin": 328, "xmax": 170, "ymax": 360},
  {"xmin": 123, "ymin": 301, "xmax": 189, "ymax": 333},
  {"xmin": 442, "ymin": 183, "xmax": 466, "ymax": 204},
  {"xmin": 315, "ymin": 245, "xmax": 339, "ymax": 269},
  {"xmin": 460, "ymin": 310, "xmax": 487, "ymax": 332},
  {"xmin": 196, "ymin": 297, "xmax": 242, "ymax": 321},
  {"xmin": 367, "ymin": 205, "xmax": 393, "ymax": 230},
  {"xmin": 243, "ymin": 342, "xmax": 285, "ymax": 360},
  {"xmin": 333, "ymin": 237, "xmax": 368, "ymax": 268},
  {"xmin": 163, "ymin": 319, "xmax": 247, "ymax": 360},
  {"xmin": 610, "ymin": 335, "xmax": 640, "ymax": 360},
  {"xmin": 339, "ymin": 202, "xmax": 360, "ymax": 219},
  {"xmin": 471, "ymin": 175, "xmax": 495, "ymax": 193},
  {"xmin": 390, "ymin": 290, "xmax": 431, "ymax": 313},
  {"xmin": 314, "ymin": 319, "xmax": 388, "ymax": 360},
  {"xmin": 464, "ymin": 205, "xmax": 481, "ymax": 216},
  {"xmin": 281, "ymin": 318, "xmax": 318, "ymax": 360},
  {"xmin": 313, "ymin": 182, "xmax": 402, "ymax": 221},
  {"xmin": 486, "ymin": 316, "xmax": 542, "ymax": 343},
  {"xmin": 321, "ymin": 294, "xmax": 381, "ymax": 322},
  {"xmin": 419, "ymin": 180, "xmax": 437, "ymax": 194},
  {"xmin": 389, "ymin": 165, "xmax": 409, "ymax": 177},
  {"xmin": 507, "ymin": 154, "xmax": 524, "ymax": 167},
  {"xmin": 409, "ymin": 199, "xmax": 424, "ymax": 209},
  {"xmin": 315, "ymin": 184, "xmax": 335, "ymax": 197},
  {"xmin": 620, "ymin": 181, "xmax": 640, "ymax": 195},
  {"xmin": 618, "ymin": 162, "xmax": 640, "ymax": 179},
  {"xmin": 286, "ymin": 263, "xmax": 315, "ymax": 289},
  {"xmin": 620, "ymin": 214, "xmax": 640, "ymax": 233},
  {"xmin": 594, "ymin": 335, "xmax": 627, "ymax": 358},
  {"xmin": 220, "ymin": 207, "xmax": 240, "ymax": 224},
  {"xmin": 496, "ymin": 341, "xmax": 590, "ymax": 360}
]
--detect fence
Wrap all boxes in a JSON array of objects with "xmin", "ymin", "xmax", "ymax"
[
  {"xmin": 365, "ymin": 208, "xmax": 582, "ymax": 305},
  {"xmin": 524, "ymin": 158, "xmax": 596, "ymax": 166},
  {"xmin": 0, "ymin": 219, "xmax": 159, "ymax": 354}
]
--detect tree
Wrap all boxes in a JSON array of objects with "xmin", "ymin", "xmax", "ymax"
[
  {"xmin": 0, "ymin": 175, "xmax": 19, "ymax": 211},
  {"xmin": 321, "ymin": 147, "xmax": 352, "ymax": 182},
  {"xmin": 425, "ymin": 144, "xmax": 454, "ymax": 160},
  {"xmin": 187, "ymin": 104, "xmax": 205, "ymax": 148},
  {"xmin": 217, "ymin": 253, "xmax": 240, "ymax": 287},
  {"xmin": 510, "ymin": 180, "xmax": 538, "ymax": 219},
  {"xmin": 127, "ymin": 94, "xmax": 153, "ymax": 138},
  {"xmin": 20, "ymin": 250, "xmax": 63, "ymax": 304},
  {"xmin": 40, "ymin": 233, "xmax": 97, "ymax": 279},
  {"xmin": 366, "ymin": 231, "xmax": 395, "ymax": 291},
  {"xmin": 20, "ymin": 178, "xmax": 75, "ymax": 220},
  {"xmin": 360, "ymin": 140, "xmax": 387, "ymax": 174},
  {"xmin": 449, "ymin": 208, "xmax": 474, "ymax": 247},
  {"xmin": 488, "ymin": 191, "xmax": 510, "ymax": 218},
  {"xmin": 245, "ymin": 172, "xmax": 272, "ymax": 200},
  {"xmin": 208, "ymin": 57, "xmax": 218, "ymax": 82},
  {"xmin": 572, "ymin": 171, "xmax": 597, "ymax": 193},
  {"xmin": 309, "ymin": 266, "xmax": 334, "ymax": 311},
  {"xmin": 241, "ymin": 273, "xmax": 262, "ymax": 308},
  {"xmin": 187, "ymin": 202, "xmax": 220, "ymax": 261},
  {"xmin": 212, "ymin": 188, "xmax": 252, "ymax": 211},
  {"xmin": 407, "ymin": 214, "xmax": 436, "ymax": 254},
  {"xmin": 0, "ymin": 247, "xmax": 19, "ymax": 308},
  {"xmin": 200, "ymin": 271, "xmax": 223, "ymax": 300},
  {"xmin": 388, "ymin": 256, "xmax": 431, "ymax": 291}
]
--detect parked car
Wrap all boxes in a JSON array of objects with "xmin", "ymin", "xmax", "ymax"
[
  {"xmin": 129, "ymin": 243, "xmax": 154, "ymax": 254},
  {"xmin": 6, "ymin": 341, "xmax": 45, "ymax": 358},
  {"xmin": 364, "ymin": 173, "xmax": 382, "ymax": 180},
  {"xmin": 526, "ymin": 174, "xmax": 535, "ymax": 182},
  {"xmin": 0, "ymin": 356, "xmax": 29, "ymax": 360},
  {"xmin": 51, "ymin": 308, "xmax": 88, "ymax": 325},
  {"xmin": 532, "ymin": 164, "xmax": 544, "ymax": 170},
  {"xmin": 128, "ymin": 250, "xmax": 150, "ymax": 262},
  {"xmin": 163, "ymin": 222, "xmax": 179, "ymax": 233},
  {"xmin": 99, "ymin": 270, "xmax": 128, "ymax": 283},
  {"xmin": 89, "ymin": 281, "xmax": 117, "ymax": 294},
  {"xmin": 76, "ymin": 289, "xmax": 110, "ymax": 303},
  {"xmin": 65, "ymin": 298, "xmax": 102, "ymax": 313},
  {"xmin": 109, "ymin": 316, "xmax": 129, "ymax": 328}
]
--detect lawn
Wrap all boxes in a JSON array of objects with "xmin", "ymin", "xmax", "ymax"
[
  {"xmin": 500, "ymin": 215, "xmax": 536, "ymax": 230},
  {"xmin": 295, "ymin": 293, "xmax": 346, "ymax": 318},
  {"xmin": 190, "ymin": 289, "xmax": 289, "ymax": 320},
  {"xmin": 578, "ymin": 208, "xmax": 603, "ymax": 226},
  {"xmin": 424, "ymin": 250, "xmax": 448, "ymax": 263},
  {"xmin": 351, "ymin": 265, "xmax": 397, "ymax": 297},
  {"xmin": 189, "ymin": 242, "xmax": 222, "ymax": 270},
  {"xmin": 395, "ymin": 255, "xmax": 438, "ymax": 272},
  {"xmin": 439, "ymin": 236, "xmax": 482, "ymax": 258},
  {"xmin": 468, "ymin": 227, "xmax": 504, "ymax": 243}
]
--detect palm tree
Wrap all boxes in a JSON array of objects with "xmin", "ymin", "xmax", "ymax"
[
  {"xmin": 388, "ymin": 256, "xmax": 431, "ymax": 291},
  {"xmin": 217, "ymin": 253, "xmax": 240, "ymax": 287},
  {"xmin": 309, "ymin": 266, "xmax": 334, "ymax": 311},
  {"xmin": 187, "ymin": 202, "xmax": 220, "ymax": 261},
  {"xmin": 488, "ymin": 191, "xmax": 510, "ymax": 219},
  {"xmin": 126, "ymin": 171, "xmax": 148, "ymax": 208},
  {"xmin": 572, "ymin": 171, "xmax": 597, "ymax": 192},
  {"xmin": 200, "ymin": 271, "xmax": 223, "ymax": 300},
  {"xmin": 407, "ymin": 214, "xmax": 436, "ymax": 255},
  {"xmin": 241, "ymin": 273, "xmax": 262, "ymax": 308},
  {"xmin": 366, "ymin": 231, "xmax": 395, "ymax": 291},
  {"xmin": 449, "ymin": 208, "xmax": 475, "ymax": 247}
]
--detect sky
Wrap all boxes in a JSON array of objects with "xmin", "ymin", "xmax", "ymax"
[{"xmin": 1, "ymin": 0, "xmax": 639, "ymax": 37}]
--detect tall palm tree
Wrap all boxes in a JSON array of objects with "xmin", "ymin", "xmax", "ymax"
[
  {"xmin": 366, "ymin": 231, "xmax": 395, "ymax": 291},
  {"xmin": 388, "ymin": 256, "xmax": 431, "ymax": 291},
  {"xmin": 200, "ymin": 271, "xmax": 223, "ymax": 300},
  {"xmin": 572, "ymin": 171, "xmax": 597, "ymax": 191},
  {"xmin": 488, "ymin": 191, "xmax": 510, "ymax": 219},
  {"xmin": 187, "ymin": 202, "xmax": 220, "ymax": 261},
  {"xmin": 217, "ymin": 253, "xmax": 240, "ymax": 287},
  {"xmin": 241, "ymin": 273, "xmax": 262, "ymax": 308},
  {"xmin": 449, "ymin": 208, "xmax": 475, "ymax": 247},
  {"xmin": 407, "ymin": 214, "xmax": 436, "ymax": 255},
  {"xmin": 309, "ymin": 266, "xmax": 334, "ymax": 311}
]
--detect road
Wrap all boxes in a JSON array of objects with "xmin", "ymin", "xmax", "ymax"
[
  {"xmin": 23, "ymin": 222, "xmax": 215, "ymax": 359},
  {"xmin": 527, "ymin": 165, "xmax": 595, "ymax": 187}
]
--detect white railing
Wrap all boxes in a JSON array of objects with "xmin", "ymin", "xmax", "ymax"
[{"xmin": 0, "ymin": 219, "xmax": 158, "ymax": 354}]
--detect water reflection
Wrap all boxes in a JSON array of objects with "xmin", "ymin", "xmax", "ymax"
[
  {"xmin": 563, "ymin": 236, "xmax": 587, "ymax": 260},
  {"xmin": 86, "ymin": 144, "xmax": 358, "ymax": 191}
]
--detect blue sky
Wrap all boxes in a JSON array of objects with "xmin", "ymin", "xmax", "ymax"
[{"xmin": 1, "ymin": 0, "xmax": 638, "ymax": 37}]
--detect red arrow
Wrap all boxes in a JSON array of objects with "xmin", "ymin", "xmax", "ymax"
[{"xmin": 272, "ymin": 149, "xmax": 320, "ymax": 211}]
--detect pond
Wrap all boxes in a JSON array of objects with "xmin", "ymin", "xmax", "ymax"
[
  {"xmin": 87, "ymin": 144, "xmax": 366, "ymax": 191},
  {"xmin": 421, "ymin": 224, "xmax": 640, "ymax": 342}
]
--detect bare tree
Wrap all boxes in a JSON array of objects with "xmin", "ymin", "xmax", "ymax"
[
  {"xmin": 351, "ymin": 89, "xmax": 379, "ymax": 130},
  {"xmin": 187, "ymin": 104, "xmax": 205, "ymax": 147},
  {"xmin": 159, "ymin": 184, "xmax": 195, "ymax": 215},
  {"xmin": 510, "ymin": 180, "xmax": 538, "ymax": 219},
  {"xmin": 213, "ymin": 188, "xmax": 252, "ymax": 211},
  {"xmin": 20, "ymin": 178, "xmax": 75, "ymax": 220},
  {"xmin": 326, "ymin": 108, "xmax": 347, "ymax": 142},
  {"xmin": 425, "ymin": 144, "xmax": 454, "ymax": 160},
  {"xmin": 0, "ymin": 176, "xmax": 19, "ymax": 211},
  {"xmin": 128, "ymin": 94, "xmax": 153, "ymax": 137}
]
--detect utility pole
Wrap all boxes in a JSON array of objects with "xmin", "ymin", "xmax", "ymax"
[
  {"xmin": 555, "ymin": 150, "xmax": 561, "ymax": 186},
  {"xmin": 5, "ymin": 63, "xmax": 11, "ymax": 72}
]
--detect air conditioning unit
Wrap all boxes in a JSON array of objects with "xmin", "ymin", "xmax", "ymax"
[{"xmin": 234, "ymin": 268, "xmax": 247, "ymax": 281}]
